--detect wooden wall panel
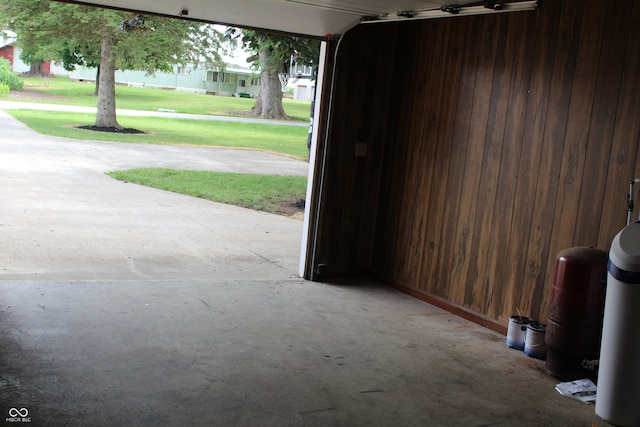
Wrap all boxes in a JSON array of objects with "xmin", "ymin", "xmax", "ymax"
[
  {"xmin": 312, "ymin": 0, "xmax": 640, "ymax": 331},
  {"xmin": 573, "ymin": 2, "xmax": 630, "ymax": 244},
  {"xmin": 432, "ymin": 18, "xmax": 482, "ymax": 302},
  {"xmin": 419, "ymin": 19, "xmax": 466, "ymax": 300},
  {"xmin": 502, "ymin": 2, "xmax": 560, "ymax": 321},
  {"xmin": 484, "ymin": 10, "xmax": 536, "ymax": 320},
  {"xmin": 450, "ymin": 15, "xmax": 499, "ymax": 309},
  {"xmin": 512, "ymin": 1, "xmax": 571, "ymax": 322},
  {"xmin": 546, "ymin": 0, "xmax": 605, "ymax": 273},
  {"xmin": 598, "ymin": 1, "xmax": 640, "ymax": 247}
]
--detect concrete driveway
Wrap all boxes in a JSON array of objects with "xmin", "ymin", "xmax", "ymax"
[
  {"xmin": 0, "ymin": 110, "xmax": 307, "ymax": 280},
  {"xmin": 0, "ymin": 111, "xmax": 609, "ymax": 426}
]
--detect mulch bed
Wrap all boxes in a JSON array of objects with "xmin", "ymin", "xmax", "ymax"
[{"xmin": 77, "ymin": 125, "xmax": 145, "ymax": 134}]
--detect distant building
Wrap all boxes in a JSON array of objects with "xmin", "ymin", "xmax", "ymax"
[
  {"xmin": 0, "ymin": 43, "xmax": 69, "ymax": 76},
  {"xmin": 288, "ymin": 62, "xmax": 316, "ymax": 102},
  {"xmin": 70, "ymin": 59, "xmax": 263, "ymax": 98},
  {"xmin": 69, "ymin": 51, "xmax": 316, "ymax": 101}
]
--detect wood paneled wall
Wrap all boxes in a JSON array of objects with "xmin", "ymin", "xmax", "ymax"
[{"xmin": 312, "ymin": 0, "xmax": 640, "ymax": 330}]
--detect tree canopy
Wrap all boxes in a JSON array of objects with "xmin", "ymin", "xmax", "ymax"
[
  {"xmin": 0, "ymin": 0, "xmax": 225, "ymax": 129},
  {"xmin": 226, "ymin": 29, "xmax": 320, "ymax": 119}
]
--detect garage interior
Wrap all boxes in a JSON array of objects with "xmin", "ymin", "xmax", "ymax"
[
  {"xmin": 2, "ymin": 0, "xmax": 639, "ymax": 425},
  {"xmin": 308, "ymin": 0, "xmax": 640, "ymax": 334}
]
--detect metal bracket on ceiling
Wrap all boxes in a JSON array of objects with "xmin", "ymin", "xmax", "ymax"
[
  {"xmin": 441, "ymin": 5, "xmax": 460, "ymax": 14},
  {"xmin": 360, "ymin": 0, "xmax": 538, "ymax": 24}
]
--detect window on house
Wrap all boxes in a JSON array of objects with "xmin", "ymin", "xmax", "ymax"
[
  {"xmin": 292, "ymin": 65, "xmax": 313, "ymax": 76},
  {"xmin": 206, "ymin": 71, "xmax": 233, "ymax": 83},
  {"xmin": 238, "ymin": 79, "xmax": 246, "ymax": 88},
  {"xmin": 250, "ymin": 77, "xmax": 261, "ymax": 86}
]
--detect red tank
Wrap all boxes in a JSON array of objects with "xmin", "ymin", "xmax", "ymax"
[{"xmin": 544, "ymin": 247, "xmax": 608, "ymax": 380}]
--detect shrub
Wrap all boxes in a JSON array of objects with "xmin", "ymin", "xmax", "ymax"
[
  {"xmin": 0, "ymin": 83, "xmax": 9, "ymax": 97},
  {"xmin": 0, "ymin": 57, "xmax": 24, "ymax": 90}
]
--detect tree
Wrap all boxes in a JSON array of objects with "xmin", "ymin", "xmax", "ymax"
[
  {"xmin": 0, "ymin": 0, "xmax": 225, "ymax": 129},
  {"xmin": 13, "ymin": 40, "xmax": 59, "ymax": 77},
  {"xmin": 226, "ymin": 29, "xmax": 320, "ymax": 120}
]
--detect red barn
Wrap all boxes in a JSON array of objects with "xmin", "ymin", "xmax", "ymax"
[{"xmin": 0, "ymin": 43, "xmax": 51, "ymax": 74}]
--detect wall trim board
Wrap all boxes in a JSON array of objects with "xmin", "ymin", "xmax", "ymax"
[{"xmin": 383, "ymin": 277, "xmax": 508, "ymax": 336}]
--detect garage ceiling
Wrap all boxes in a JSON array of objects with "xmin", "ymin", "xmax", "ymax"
[{"xmin": 63, "ymin": 0, "xmax": 496, "ymax": 38}]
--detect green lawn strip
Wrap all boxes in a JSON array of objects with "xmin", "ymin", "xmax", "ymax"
[
  {"xmin": 18, "ymin": 76, "xmax": 311, "ymax": 121},
  {"xmin": 6, "ymin": 109, "xmax": 309, "ymax": 160},
  {"xmin": 107, "ymin": 168, "xmax": 307, "ymax": 215}
]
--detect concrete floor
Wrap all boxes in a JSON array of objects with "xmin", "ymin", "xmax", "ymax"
[{"xmin": 0, "ymin": 110, "xmax": 611, "ymax": 426}]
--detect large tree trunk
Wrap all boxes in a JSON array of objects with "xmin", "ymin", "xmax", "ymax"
[
  {"xmin": 23, "ymin": 61, "xmax": 50, "ymax": 77},
  {"xmin": 250, "ymin": 49, "xmax": 289, "ymax": 120},
  {"xmin": 95, "ymin": 35, "xmax": 121, "ymax": 129}
]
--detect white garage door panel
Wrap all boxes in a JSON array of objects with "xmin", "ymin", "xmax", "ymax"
[{"xmin": 62, "ymin": 0, "xmax": 485, "ymax": 37}]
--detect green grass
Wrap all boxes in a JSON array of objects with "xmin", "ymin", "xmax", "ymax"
[
  {"xmin": 7, "ymin": 109, "xmax": 310, "ymax": 160},
  {"xmin": 107, "ymin": 168, "xmax": 307, "ymax": 216},
  {"xmin": 19, "ymin": 76, "xmax": 312, "ymax": 121}
]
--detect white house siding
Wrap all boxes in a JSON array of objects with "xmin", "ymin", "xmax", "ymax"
[
  {"xmin": 10, "ymin": 52, "xmax": 30, "ymax": 73},
  {"xmin": 290, "ymin": 77, "xmax": 316, "ymax": 102},
  {"xmin": 50, "ymin": 63, "xmax": 69, "ymax": 76}
]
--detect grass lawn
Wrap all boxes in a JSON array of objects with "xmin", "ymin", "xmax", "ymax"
[
  {"xmin": 17, "ymin": 76, "xmax": 312, "ymax": 122},
  {"xmin": 107, "ymin": 168, "xmax": 307, "ymax": 217},
  {"xmin": 6, "ymin": 109, "xmax": 310, "ymax": 160}
]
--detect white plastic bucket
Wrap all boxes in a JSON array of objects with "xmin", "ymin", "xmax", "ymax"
[
  {"xmin": 524, "ymin": 322, "xmax": 547, "ymax": 360},
  {"xmin": 506, "ymin": 316, "xmax": 533, "ymax": 350}
]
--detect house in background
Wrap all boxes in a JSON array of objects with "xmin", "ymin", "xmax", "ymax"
[
  {"xmin": 0, "ymin": 43, "xmax": 69, "ymax": 76},
  {"xmin": 68, "ymin": 58, "xmax": 261, "ymax": 97},
  {"xmin": 68, "ymin": 49, "xmax": 315, "ymax": 101},
  {"xmin": 288, "ymin": 62, "xmax": 316, "ymax": 101},
  {"xmin": 0, "ymin": 43, "xmax": 31, "ymax": 73}
]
